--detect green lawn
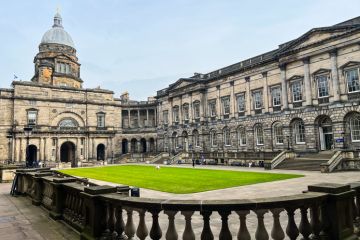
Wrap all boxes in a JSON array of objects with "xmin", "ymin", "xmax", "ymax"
[{"xmin": 59, "ymin": 165, "xmax": 303, "ymax": 194}]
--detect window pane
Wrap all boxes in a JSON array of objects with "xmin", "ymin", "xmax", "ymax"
[
  {"xmin": 292, "ymin": 81, "xmax": 302, "ymax": 102},
  {"xmin": 255, "ymin": 125, "xmax": 264, "ymax": 145},
  {"xmin": 222, "ymin": 97, "xmax": 230, "ymax": 115},
  {"xmin": 294, "ymin": 121, "xmax": 305, "ymax": 143},
  {"xmin": 346, "ymin": 69, "xmax": 360, "ymax": 93},
  {"xmin": 350, "ymin": 117, "xmax": 360, "ymax": 141},
  {"xmin": 253, "ymin": 91, "xmax": 262, "ymax": 109},
  {"xmin": 272, "ymin": 87, "xmax": 281, "ymax": 106},
  {"xmin": 237, "ymin": 94, "xmax": 245, "ymax": 112},
  {"xmin": 274, "ymin": 124, "xmax": 284, "ymax": 144},
  {"xmin": 317, "ymin": 75, "xmax": 329, "ymax": 97}
]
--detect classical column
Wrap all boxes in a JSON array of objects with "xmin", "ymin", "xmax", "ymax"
[
  {"xmin": 245, "ymin": 77, "xmax": 251, "ymax": 115},
  {"xmin": 76, "ymin": 138, "xmax": 80, "ymax": 162},
  {"xmin": 43, "ymin": 138, "xmax": 47, "ymax": 162},
  {"xmin": 230, "ymin": 81, "xmax": 236, "ymax": 118},
  {"xmin": 330, "ymin": 50, "xmax": 341, "ymax": 102},
  {"xmin": 146, "ymin": 109, "xmax": 149, "ymax": 127},
  {"xmin": 154, "ymin": 108, "xmax": 157, "ymax": 127},
  {"xmin": 169, "ymin": 98, "xmax": 173, "ymax": 125},
  {"xmin": 280, "ymin": 64, "xmax": 289, "ymax": 109},
  {"xmin": 200, "ymin": 90, "xmax": 206, "ymax": 122},
  {"xmin": 137, "ymin": 110, "xmax": 141, "ymax": 127},
  {"xmin": 39, "ymin": 137, "xmax": 43, "ymax": 161},
  {"xmin": 56, "ymin": 138, "xmax": 60, "ymax": 162},
  {"xmin": 262, "ymin": 72, "xmax": 269, "ymax": 113},
  {"xmin": 179, "ymin": 96, "xmax": 183, "ymax": 124},
  {"xmin": 189, "ymin": 93, "xmax": 193, "ymax": 122},
  {"xmin": 19, "ymin": 138, "xmax": 23, "ymax": 162},
  {"xmin": 128, "ymin": 109, "xmax": 131, "ymax": 128},
  {"xmin": 216, "ymin": 85, "xmax": 221, "ymax": 119},
  {"xmin": 303, "ymin": 58, "xmax": 312, "ymax": 106},
  {"xmin": 92, "ymin": 137, "xmax": 96, "ymax": 159},
  {"xmin": 14, "ymin": 138, "xmax": 18, "ymax": 162}
]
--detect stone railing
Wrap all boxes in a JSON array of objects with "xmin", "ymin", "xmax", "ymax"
[
  {"xmin": 150, "ymin": 152, "xmax": 170, "ymax": 164},
  {"xmin": 320, "ymin": 151, "xmax": 343, "ymax": 173},
  {"xmin": 265, "ymin": 150, "xmax": 296, "ymax": 170},
  {"xmin": 12, "ymin": 169, "xmax": 360, "ymax": 240}
]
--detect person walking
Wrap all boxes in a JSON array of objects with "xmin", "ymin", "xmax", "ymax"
[{"xmin": 192, "ymin": 158, "xmax": 195, "ymax": 168}]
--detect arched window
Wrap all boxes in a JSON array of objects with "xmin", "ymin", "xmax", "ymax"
[
  {"xmin": 237, "ymin": 126, "xmax": 246, "ymax": 146},
  {"xmin": 193, "ymin": 130, "xmax": 200, "ymax": 147},
  {"xmin": 210, "ymin": 130, "xmax": 217, "ymax": 146},
  {"xmin": 273, "ymin": 123, "xmax": 284, "ymax": 144},
  {"xmin": 254, "ymin": 124, "xmax": 264, "ymax": 145},
  {"xmin": 350, "ymin": 116, "xmax": 360, "ymax": 141},
  {"xmin": 223, "ymin": 127, "xmax": 231, "ymax": 146},
  {"xmin": 58, "ymin": 118, "xmax": 78, "ymax": 129},
  {"xmin": 172, "ymin": 132, "xmax": 178, "ymax": 148},
  {"xmin": 293, "ymin": 119, "xmax": 305, "ymax": 143}
]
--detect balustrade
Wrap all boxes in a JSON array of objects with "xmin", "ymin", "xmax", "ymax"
[{"xmin": 11, "ymin": 169, "xmax": 360, "ymax": 240}]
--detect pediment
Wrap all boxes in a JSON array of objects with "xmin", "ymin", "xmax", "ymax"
[
  {"xmin": 168, "ymin": 78, "xmax": 199, "ymax": 91},
  {"xmin": 279, "ymin": 28, "xmax": 350, "ymax": 53},
  {"xmin": 312, "ymin": 68, "xmax": 331, "ymax": 76},
  {"xmin": 339, "ymin": 61, "xmax": 360, "ymax": 69},
  {"xmin": 287, "ymin": 75, "xmax": 303, "ymax": 81}
]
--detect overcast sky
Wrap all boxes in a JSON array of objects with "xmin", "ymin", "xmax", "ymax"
[{"xmin": 0, "ymin": 0, "xmax": 359, "ymax": 100}]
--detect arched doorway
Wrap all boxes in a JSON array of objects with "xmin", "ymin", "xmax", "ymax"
[
  {"xmin": 140, "ymin": 138, "xmax": 147, "ymax": 153},
  {"xmin": 130, "ymin": 139, "xmax": 137, "ymax": 153},
  {"xmin": 97, "ymin": 144, "xmax": 105, "ymax": 160},
  {"xmin": 60, "ymin": 141, "xmax": 76, "ymax": 167},
  {"xmin": 122, "ymin": 139, "xmax": 128, "ymax": 154},
  {"xmin": 27, "ymin": 145, "xmax": 37, "ymax": 167},
  {"xmin": 316, "ymin": 115, "xmax": 333, "ymax": 150}
]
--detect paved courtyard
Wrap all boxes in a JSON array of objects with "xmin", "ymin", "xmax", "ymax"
[{"xmin": 1, "ymin": 165, "xmax": 359, "ymax": 239}]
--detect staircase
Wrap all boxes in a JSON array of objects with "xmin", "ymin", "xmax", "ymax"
[{"xmin": 275, "ymin": 151, "xmax": 334, "ymax": 171}]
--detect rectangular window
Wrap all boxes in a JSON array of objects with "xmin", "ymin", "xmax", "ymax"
[
  {"xmin": 237, "ymin": 94, "xmax": 245, "ymax": 112},
  {"xmin": 183, "ymin": 105, "xmax": 189, "ymax": 120},
  {"xmin": 52, "ymin": 138, "xmax": 56, "ymax": 146},
  {"xmin": 291, "ymin": 81, "xmax": 303, "ymax": 102},
  {"xmin": 173, "ymin": 107, "xmax": 179, "ymax": 122},
  {"xmin": 221, "ymin": 97, "xmax": 230, "ymax": 115},
  {"xmin": 27, "ymin": 111, "xmax": 37, "ymax": 125},
  {"xmin": 193, "ymin": 102, "xmax": 200, "ymax": 119},
  {"xmin": 163, "ymin": 110, "xmax": 168, "ymax": 124},
  {"xmin": 253, "ymin": 91, "xmax": 262, "ymax": 109},
  {"xmin": 52, "ymin": 149, "xmax": 55, "ymax": 157},
  {"xmin": 316, "ymin": 75, "xmax": 329, "ymax": 98},
  {"xmin": 346, "ymin": 68, "xmax": 360, "ymax": 93},
  {"xmin": 208, "ymin": 101, "xmax": 216, "ymax": 117},
  {"xmin": 97, "ymin": 114, "xmax": 105, "ymax": 127},
  {"xmin": 271, "ymin": 87, "xmax": 281, "ymax": 106},
  {"xmin": 80, "ymin": 148, "xmax": 83, "ymax": 156},
  {"xmin": 81, "ymin": 138, "xmax": 85, "ymax": 145}
]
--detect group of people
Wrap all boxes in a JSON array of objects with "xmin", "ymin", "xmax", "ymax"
[{"xmin": 26, "ymin": 160, "xmax": 45, "ymax": 168}]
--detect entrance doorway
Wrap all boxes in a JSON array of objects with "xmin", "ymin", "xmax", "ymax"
[
  {"xmin": 27, "ymin": 145, "xmax": 37, "ymax": 167},
  {"xmin": 317, "ymin": 116, "xmax": 333, "ymax": 150},
  {"xmin": 140, "ymin": 138, "xmax": 147, "ymax": 153},
  {"xmin": 60, "ymin": 141, "xmax": 76, "ymax": 167},
  {"xmin": 122, "ymin": 139, "xmax": 128, "ymax": 154},
  {"xmin": 97, "ymin": 144, "xmax": 105, "ymax": 160}
]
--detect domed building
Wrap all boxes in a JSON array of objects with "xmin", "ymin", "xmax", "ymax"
[{"xmin": 32, "ymin": 13, "xmax": 82, "ymax": 88}]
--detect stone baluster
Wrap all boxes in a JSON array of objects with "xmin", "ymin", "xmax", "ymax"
[
  {"xmin": 164, "ymin": 210, "xmax": 178, "ymax": 240},
  {"xmin": 108, "ymin": 203, "xmax": 116, "ymax": 238},
  {"xmin": 299, "ymin": 207, "xmax": 312, "ymax": 239},
  {"xmin": 181, "ymin": 211, "xmax": 195, "ymax": 240},
  {"xmin": 114, "ymin": 206, "xmax": 125, "ymax": 238},
  {"xmin": 124, "ymin": 207, "xmax": 136, "ymax": 239},
  {"xmin": 310, "ymin": 204, "xmax": 321, "ymax": 239},
  {"xmin": 218, "ymin": 210, "xmax": 232, "ymax": 240},
  {"xmin": 200, "ymin": 211, "xmax": 214, "ymax": 240},
  {"xmin": 285, "ymin": 207, "xmax": 299, "ymax": 240},
  {"xmin": 236, "ymin": 210, "xmax": 251, "ymax": 240},
  {"xmin": 136, "ymin": 208, "xmax": 148, "ymax": 240},
  {"xmin": 149, "ymin": 210, "xmax": 162, "ymax": 240},
  {"xmin": 101, "ymin": 202, "xmax": 111, "ymax": 238},
  {"xmin": 254, "ymin": 209, "xmax": 269, "ymax": 240},
  {"xmin": 270, "ymin": 208, "xmax": 285, "ymax": 240}
]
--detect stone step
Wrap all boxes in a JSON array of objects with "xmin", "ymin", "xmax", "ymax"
[{"xmin": 276, "ymin": 158, "xmax": 329, "ymax": 171}]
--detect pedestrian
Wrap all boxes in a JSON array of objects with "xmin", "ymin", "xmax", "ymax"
[{"xmin": 192, "ymin": 158, "xmax": 195, "ymax": 168}]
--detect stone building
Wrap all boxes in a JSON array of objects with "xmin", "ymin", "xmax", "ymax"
[
  {"xmin": 0, "ymin": 13, "xmax": 157, "ymax": 167},
  {"xmin": 1, "ymin": 13, "xmax": 360, "ymax": 168},
  {"xmin": 156, "ymin": 16, "xmax": 360, "ymax": 165}
]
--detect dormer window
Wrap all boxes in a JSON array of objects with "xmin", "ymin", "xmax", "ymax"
[{"xmin": 56, "ymin": 62, "xmax": 71, "ymax": 74}]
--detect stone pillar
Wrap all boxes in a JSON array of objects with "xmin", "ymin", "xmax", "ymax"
[
  {"xmin": 216, "ymin": 85, "xmax": 221, "ymax": 119},
  {"xmin": 128, "ymin": 109, "xmax": 131, "ymax": 128},
  {"xmin": 76, "ymin": 138, "xmax": 79, "ymax": 163},
  {"xmin": 262, "ymin": 72, "xmax": 269, "ymax": 113},
  {"xmin": 43, "ymin": 138, "xmax": 47, "ymax": 162},
  {"xmin": 280, "ymin": 64, "xmax": 289, "ymax": 109},
  {"xmin": 303, "ymin": 58, "xmax": 312, "ymax": 106},
  {"xmin": 169, "ymin": 99, "xmax": 173, "ymax": 125},
  {"xmin": 19, "ymin": 138, "xmax": 23, "ymax": 162},
  {"xmin": 146, "ymin": 109, "xmax": 149, "ymax": 126},
  {"xmin": 245, "ymin": 77, "xmax": 251, "ymax": 115},
  {"xmin": 230, "ymin": 81, "xmax": 236, "ymax": 118},
  {"xmin": 137, "ymin": 140, "xmax": 141, "ymax": 153},
  {"xmin": 14, "ymin": 138, "xmax": 18, "ymax": 162},
  {"xmin": 56, "ymin": 138, "xmax": 60, "ymax": 162},
  {"xmin": 330, "ymin": 50, "xmax": 341, "ymax": 102},
  {"xmin": 137, "ymin": 110, "xmax": 141, "ymax": 127},
  {"xmin": 189, "ymin": 93, "xmax": 193, "ymax": 122},
  {"xmin": 154, "ymin": 108, "xmax": 157, "ymax": 127},
  {"xmin": 200, "ymin": 90, "xmax": 206, "ymax": 122},
  {"xmin": 92, "ymin": 137, "xmax": 96, "ymax": 159},
  {"xmin": 39, "ymin": 137, "xmax": 43, "ymax": 161},
  {"xmin": 179, "ymin": 96, "xmax": 183, "ymax": 124}
]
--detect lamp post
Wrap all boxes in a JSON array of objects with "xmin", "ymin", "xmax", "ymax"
[
  {"xmin": 6, "ymin": 134, "xmax": 12, "ymax": 165},
  {"xmin": 24, "ymin": 126, "xmax": 33, "ymax": 168}
]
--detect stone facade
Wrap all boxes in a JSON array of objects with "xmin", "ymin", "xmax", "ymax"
[
  {"xmin": 156, "ymin": 17, "xmax": 360, "ymax": 163},
  {"xmin": 1, "ymin": 14, "xmax": 360, "ymax": 166}
]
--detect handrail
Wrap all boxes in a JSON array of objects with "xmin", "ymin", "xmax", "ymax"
[
  {"xmin": 270, "ymin": 150, "xmax": 295, "ymax": 169},
  {"xmin": 320, "ymin": 151, "xmax": 343, "ymax": 173}
]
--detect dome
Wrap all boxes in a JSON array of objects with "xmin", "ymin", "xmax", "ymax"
[{"xmin": 40, "ymin": 13, "xmax": 75, "ymax": 48}]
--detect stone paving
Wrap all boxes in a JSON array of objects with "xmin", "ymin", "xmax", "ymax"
[
  {"xmin": 1, "ymin": 165, "xmax": 360, "ymax": 239},
  {"xmin": 0, "ymin": 183, "xmax": 78, "ymax": 240}
]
